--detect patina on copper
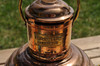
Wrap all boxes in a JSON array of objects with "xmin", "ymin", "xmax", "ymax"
[{"xmin": 5, "ymin": 0, "xmax": 93, "ymax": 66}]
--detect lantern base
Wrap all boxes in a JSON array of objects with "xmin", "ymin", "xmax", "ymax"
[{"xmin": 5, "ymin": 43, "xmax": 93, "ymax": 66}]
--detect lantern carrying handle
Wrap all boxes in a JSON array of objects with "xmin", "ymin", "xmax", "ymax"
[
  {"xmin": 19, "ymin": 0, "xmax": 27, "ymax": 24},
  {"xmin": 19, "ymin": 0, "xmax": 80, "ymax": 24},
  {"xmin": 73, "ymin": 0, "xmax": 80, "ymax": 23}
]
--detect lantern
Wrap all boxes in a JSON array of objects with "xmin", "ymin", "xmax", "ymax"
[{"xmin": 6, "ymin": 0, "xmax": 93, "ymax": 66}]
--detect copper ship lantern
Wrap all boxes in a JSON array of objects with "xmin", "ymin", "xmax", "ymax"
[{"xmin": 5, "ymin": 0, "xmax": 93, "ymax": 66}]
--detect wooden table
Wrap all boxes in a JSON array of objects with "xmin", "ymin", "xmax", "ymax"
[{"xmin": 0, "ymin": 36, "xmax": 100, "ymax": 66}]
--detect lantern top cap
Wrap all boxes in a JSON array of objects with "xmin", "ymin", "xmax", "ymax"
[{"xmin": 25, "ymin": 0, "xmax": 74, "ymax": 22}]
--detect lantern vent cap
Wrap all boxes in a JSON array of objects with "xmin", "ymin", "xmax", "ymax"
[{"xmin": 25, "ymin": 0, "xmax": 74, "ymax": 22}]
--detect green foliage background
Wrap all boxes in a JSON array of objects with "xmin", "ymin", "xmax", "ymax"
[{"xmin": 0, "ymin": 0, "xmax": 100, "ymax": 49}]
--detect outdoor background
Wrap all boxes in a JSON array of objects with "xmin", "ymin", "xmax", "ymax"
[{"xmin": 0, "ymin": 0, "xmax": 100, "ymax": 50}]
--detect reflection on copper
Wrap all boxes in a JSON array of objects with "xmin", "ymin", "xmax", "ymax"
[{"xmin": 27, "ymin": 18, "xmax": 72, "ymax": 61}]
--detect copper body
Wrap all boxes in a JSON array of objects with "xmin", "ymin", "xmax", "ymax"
[
  {"xmin": 25, "ymin": 0, "xmax": 75, "ymax": 62},
  {"xmin": 27, "ymin": 19, "xmax": 72, "ymax": 62},
  {"xmin": 5, "ymin": 0, "xmax": 93, "ymax": 66}
]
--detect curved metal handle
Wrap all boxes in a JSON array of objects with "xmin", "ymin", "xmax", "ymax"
[
  {"xmin": 73, "ymin": 0, "xmax": 80, "ymax": 23},
  {"xmin": 19, "ymin": 0, "xmax": 27, "ymax": 24},
  {"xmin": 19, "ymin": 0, "xmax": 80, "ymax": 24}
]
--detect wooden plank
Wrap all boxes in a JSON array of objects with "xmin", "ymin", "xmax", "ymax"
[
  {"xmin": 84, "ymin": 47, "xmax": 100, "ymax": 65},
  {"xmin": 72, "ymin": 36, "xmax": 100, "ymax": 65},
  {"xmin": 72, "ymin": 35, "xmax": 100, "ymax": 50},
  {"xmin": 0, "ymin": 48, "xmax": 17, "ymax": 64},
  {"xmin": 0, "ymin": 65, "xmax": 4, "ymax": 66},
  {"xmin": 91, "ymin": 58, "xmax": 100, "ymax": 66},
  {"xmin": 84, "ymin": 48, "xmax": 100, "ymax": 59}
]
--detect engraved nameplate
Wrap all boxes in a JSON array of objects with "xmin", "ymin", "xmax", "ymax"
[{"xmin": 34, "ymin": 33, "xmax": 64, "ymax": 47}]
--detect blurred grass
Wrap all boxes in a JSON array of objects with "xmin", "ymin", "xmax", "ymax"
[{"xmin": 0, "ymin": 0, "xmax": 100, "ymax": 49}]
